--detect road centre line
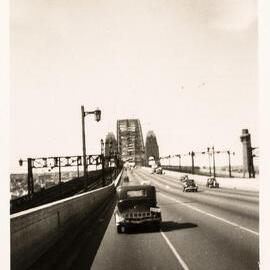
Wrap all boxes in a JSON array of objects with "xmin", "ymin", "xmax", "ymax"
[
  {"xmin": 160, "ymin": 231, "xmax": 190, "ymax": 270},
  {"xmin": 129, "ymin": 171, "xmax": 190, "ymax": 269},
  {"xmin": 159, "ymin": 192, "xmax": 259, "ymax": 236}
]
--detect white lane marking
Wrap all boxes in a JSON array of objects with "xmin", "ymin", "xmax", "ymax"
[
  {"xmin": 159, "ymin": 192, "xmax": 259, "ymax": 236},
  {"xmin": 160, "ymin": 231, "xmax": 190, "ymax": 270}
]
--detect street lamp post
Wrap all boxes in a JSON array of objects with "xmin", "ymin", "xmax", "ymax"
[
  {"xmin": 100, "ymin": 139, "xmax": 106, "ymax": 186},
  {"xmin": 212, "ymin": 146, "xmax": 216, "ymax": 178},
  {"xmin": 19, "ymin": 158, "xmax": 34, "ymax": 196},
  {"xmin": 77, "ymin": 156, "xmax": 81, "ymax": 178},
  {"xmin": 27, "ymin": 158, "xmax": 34, "ymax": 195},
  {"xmin": 249, "ymin": 146, "xmax": 256, "ymax": 178},
  {"xmin": 207, "ymin": 147, "xmax": 212, "ymax": 176},
  {"xmin": 108, "ymin": 140, "xmax": 113, "ymax": 182},
  {"xmin": 227, "ymin": 151, "xmax": 235, "ymax": 178},
  {"xmin": 189, "ymin": 151, "xmax": 195, "ymax": 174},
  {"xmin": 58, "ymin": 157, "xmax": 62, "ymax": 189},
  {"xmin": 81, "ymin": 105, "xmax": 101, "ymax": 178},
  {"xmin": 176, "ymin": 154, "xmax": 181, "ymax": 172},
  {"xmin": 81, "ymin": 106, "xmax": 87, "ymax": 176}
]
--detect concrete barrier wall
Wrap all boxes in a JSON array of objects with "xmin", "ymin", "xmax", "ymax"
[{"xmin": 10, "ymin": 182, "xmax": 116, "ymax": 270}]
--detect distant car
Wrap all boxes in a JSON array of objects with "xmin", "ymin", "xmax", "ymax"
[
  {"xmin": 183, "ymin": 179, "xmax": 198, "ymax": 192},
  {"xmin": 150, "ymin": 164, "xmax": 158, "ymax": 174},
  {"xmin": 115, "ymin": 185, "xmax": 162, "ymax": 233},
  {"xmin": 206, "ymin": 177, "xmax": 219, "ymax": 188},
  {"xmin": 155, "ymin": 167, "xmax": 163, "ymax": 174},
  {"xmin": 180, "ymin": 175, "xmax": 189, "ymax": 182},
  {"xmin": 141, "ymin": 180, "xmax": 151, "ymax": 186},
  {"xmin": 123, "ymin": 176, "xmax": 129, "ymax": 183}
]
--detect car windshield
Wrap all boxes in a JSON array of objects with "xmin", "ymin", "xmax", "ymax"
[
  {"xmin": 126, "ymin": 190, "xmax": 147, "ymax": 198},
  {"xmin": 117, "ymin": 186, "xmax": 156, "ymax": 201},
  {"xmin": 187, "ymin": 180, "xmax": 195, "ymax": 185}
]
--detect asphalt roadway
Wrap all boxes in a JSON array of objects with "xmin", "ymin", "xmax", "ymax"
[{"xmin": 91, "ymin": 168, "xmax": 259, "ymax": 270}]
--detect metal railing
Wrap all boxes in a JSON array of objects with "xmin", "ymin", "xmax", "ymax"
[{"xmin": 10, "ymin": 167, "xmax": 120, "ymax": 214}]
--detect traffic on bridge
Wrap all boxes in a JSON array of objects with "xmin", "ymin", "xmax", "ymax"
[
  {"xmin": 92, "ymin": 167, "xmax": 259, "ymax": 270},
  {"xmin": 10, "ymin": 117, "xmax": 260, "ymax": 270},
  {"xmin": 9, "ymin": 1, "xmax": 264, "ymax": 269}
]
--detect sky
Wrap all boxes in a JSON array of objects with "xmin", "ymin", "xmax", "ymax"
[{"xmin": 10, "ymin": 0, "xmax": 258, "ymax": 172}]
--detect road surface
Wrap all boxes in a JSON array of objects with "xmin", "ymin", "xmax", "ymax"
[{"xmin": 91, "ymin": 168, "xmax": 259, "ymax": 270}]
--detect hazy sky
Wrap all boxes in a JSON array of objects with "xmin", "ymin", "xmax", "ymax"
[{"xmin": 10, "ymin": 0, "xmax": 258, "ymax": 171}]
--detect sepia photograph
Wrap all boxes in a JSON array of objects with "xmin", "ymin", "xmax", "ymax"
[{"xmin": 3, "ymin": 0, "xmax": 269, "ymax": 269}]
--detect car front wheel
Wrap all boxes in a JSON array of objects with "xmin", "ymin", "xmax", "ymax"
[
  {"xmin": 154, "ymin": 222, "xmax": 161, "ymax": 231},
  {"xmin": 117, "ymin": 225, "xmax": 124, "ymax": 233}
]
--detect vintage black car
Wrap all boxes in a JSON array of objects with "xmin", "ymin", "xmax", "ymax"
[
  {"xmin": 206, "ymin": 177, "xmax": 219, "ymax": 188},
  {"xmin": 115, "ymin": 185, "xmax": 162, "ymax": 233},
  {"xmin": 155, "ymin": 167, "xmax": 163, "ymax": 174},
  {"xmin": 182, "ymin": 179, "xmax": 198, "ymax": 192}
]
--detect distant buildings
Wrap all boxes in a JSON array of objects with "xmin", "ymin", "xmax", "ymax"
[{"xmin": 10, "ymin": 171, "xmax": 78, "ymax": 198}]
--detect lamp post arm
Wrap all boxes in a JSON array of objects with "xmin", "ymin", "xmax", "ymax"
[{"xmin": 84, "ymin": 110, "xmax": 96, "ymax": 116}]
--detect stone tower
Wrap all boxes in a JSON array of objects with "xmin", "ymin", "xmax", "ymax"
[
  {"xmin": 145, "ymin": 131, "xmax": 159, "ymax": 166},
  {"xmin": 240, "ymin": 129, "xmax": 255, "ymax": 178},
  {"xmin": 105, "ymin": 132, "xmax": 117, "ymax": 157}
]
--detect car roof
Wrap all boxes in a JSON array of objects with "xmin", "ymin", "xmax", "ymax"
[{"xmin": 117, "ymin": 185, "xmax": 155, "ymax": 192}]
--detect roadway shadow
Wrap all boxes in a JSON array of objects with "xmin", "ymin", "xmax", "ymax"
[
  {"xmin": 125, "ymin": 225, "xmax": 160, "ymax": 234},
  {"xmin": 125, "ymin": 221, "xmax": 197, "ymax": 234},
  {"xmin": 161, "ymin": 221, "xmax": 197, "ymax": 232},
  {"xmin": 182, "ymin": 189, "xmax": 205, "ymax": 193}
]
